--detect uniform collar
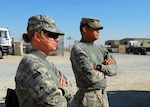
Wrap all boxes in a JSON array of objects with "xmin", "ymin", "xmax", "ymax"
[
  {"xmin": 80, "ymin": 38, "xmax": 94, "ymax": 45},
  {"xmin": 30, "ymin": 49, "xmax": 47, "ymax": 59}
]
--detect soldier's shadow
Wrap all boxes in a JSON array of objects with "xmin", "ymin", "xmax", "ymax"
[
  {"xmin": 67, "ymin": 90, "xmax": 150, "ymax": 107},
  {"xmin": 1, "ymin": 90, "xmax": 150, "ymax": 107},
  {"xmin": 108, "ymin": 90, "xmax": 150, "ymax": 107},
  {"xmin": 0, "ymin": 102, "xmax": 5, "ymax": 107}
]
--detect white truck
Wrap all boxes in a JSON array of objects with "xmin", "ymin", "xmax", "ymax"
[
  {"xmin": 126, "ymin": 40, "xmax": 150, "ymax": 55},
  {"xmin": 0, "ymin": 28, "xmax": 14, "ymax": 58}
]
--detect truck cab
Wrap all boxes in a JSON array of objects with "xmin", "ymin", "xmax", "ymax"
[
  {"xmin": 126, "ymin": 40, "xmax": 146, "ymax": 55},
  {"xmin": 0, "ymin": 28, "xmax": 13, "ymax": 58},
  {"xmin": 126, "ymin": 40, "xmax": 142, "ymax": 48}
]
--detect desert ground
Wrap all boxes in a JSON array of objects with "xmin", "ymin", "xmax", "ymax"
[{"xmin": 0, "ymin": 52, "xmax": 150, "ymax": 107}]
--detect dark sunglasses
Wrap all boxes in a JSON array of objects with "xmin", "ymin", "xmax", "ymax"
[{"xmin": 45, "ymin": 31, "xmax": 59, "ymax": 39}]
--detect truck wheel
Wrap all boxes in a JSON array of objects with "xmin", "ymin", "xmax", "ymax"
[
  {"xmin": 0, "ymin": 50, "xmax": 3, "ymax": 59},
  {"xmin": 7, "ymin": 47, "xmax": 13, "ymax": 55}
]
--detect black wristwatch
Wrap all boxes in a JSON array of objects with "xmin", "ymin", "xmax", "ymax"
[{"xmin": 96, "ymin": 65, "xmax": 102, "ymax": 71}]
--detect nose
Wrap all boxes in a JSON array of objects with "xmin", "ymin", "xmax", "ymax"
[{"xmin": 54, "ymin": 38, "xmax": 59, "ymax": 42}]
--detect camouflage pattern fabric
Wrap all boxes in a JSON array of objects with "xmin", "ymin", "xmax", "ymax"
[
  {"xmin": 27, "ymin": 15, "xmax": 64, "ymax": 35},
  {"xmin": 70, "ymin": 40, "xmax": 117, "ymax": 107},
  {"xmin": 74, "ymin": 89, "xmax": 109, "ymax": 107},
  {"xmin": 15, "ymin": 49, "xmax": 74, "ymax": 107}
]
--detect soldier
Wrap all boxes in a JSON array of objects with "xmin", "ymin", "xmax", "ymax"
[
  {"xmin": 70, "ymin": 17, "xmax": 117, "ymax": 107},
  {"xmin": 15, "ymin": 15, "xmax": 74, "ymax": 107}
]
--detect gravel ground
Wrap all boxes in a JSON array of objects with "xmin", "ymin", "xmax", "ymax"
[{"xmin": 0, "ymin": 53, "xmax": 150, "ymax": 107}]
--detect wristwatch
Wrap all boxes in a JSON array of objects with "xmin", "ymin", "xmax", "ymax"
[{"xmin": 96, "ymin": 65, "xmax": 102, "ymax": 71}]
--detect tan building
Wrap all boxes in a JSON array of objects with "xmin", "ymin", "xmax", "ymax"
[
  {"xmin": 105, "ymin": 40, "xmax": 119, "ymax": 52},
  {"xmin": 105, "ymin": 40, "xmax": 120, "ymax": 48}
]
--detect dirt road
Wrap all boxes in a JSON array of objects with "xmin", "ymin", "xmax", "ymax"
[{"xmin": 0, "ymin": 53, "xmax": 150, "ymax": 107}]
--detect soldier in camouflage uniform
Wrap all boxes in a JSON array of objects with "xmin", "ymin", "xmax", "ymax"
[
  {"xmin": 15, "ymin": 15, "xmax": 74, "ymax": 107},
  {"xmin": 70, "ymin": 17, "xmax": 117, "ymax": 107}
]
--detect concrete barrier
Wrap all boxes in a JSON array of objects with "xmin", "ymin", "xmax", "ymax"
[{"xmin": 14, "ymin": 42, "xmax": 23, "ymax": 56}]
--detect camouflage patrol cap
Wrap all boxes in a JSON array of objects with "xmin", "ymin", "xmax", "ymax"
[
  {"xmin": 27, "ymin": 15, "xmax": 64, "ymax": 35},
  {"xmin": 80, "ymin": 17, "xmax": 103, "ymax": 30}
]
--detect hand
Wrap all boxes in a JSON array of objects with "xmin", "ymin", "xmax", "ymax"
[
  {"xmin": 57, "ymin": 88, "xmax": 63, "ymax": 95},
  {"xmin": 93, "ymin": 65, "xmax": 97, "ymax": 70},
  {"xmin": 103, "ymin": 58, "xmax": 115, "ymax": 65},
  {"xmin": 58, "ymin": 77, "xmax": 67, "ymax": 87}
]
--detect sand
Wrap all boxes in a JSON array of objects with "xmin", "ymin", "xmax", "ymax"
[{"xmin": 0, "ymin": 53, "xmax": 150, "ymax": 107}]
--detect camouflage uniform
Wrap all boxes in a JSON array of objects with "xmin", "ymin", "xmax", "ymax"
[
  {"xmin": 70, "ymin": 17, "xmax": 117, "ymax": 107},
  {"xmin": 15, "ymin": 50, "xmax": 73, "ymax": 107},
  {"xmin": 15, "ymin": 15, "xmax": 74, "ymax": 107}
]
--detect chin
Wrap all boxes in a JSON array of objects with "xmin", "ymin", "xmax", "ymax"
[
  {"xmin": 52, "ymin": 48, "xmax": 57, "ymax": 51},
  {"xmin": 93, "ymin": 38, "xmax": 98, "ymax": 42}
]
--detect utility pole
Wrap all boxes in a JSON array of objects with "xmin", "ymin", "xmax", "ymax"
[{"xmin": 67, "ymin": 36, "xmax": 73, "ymax": 52}]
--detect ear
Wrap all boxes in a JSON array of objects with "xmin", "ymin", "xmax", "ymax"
[
  {"xmin": 82, "ymin": 26, "xmax": 88, "ymax": 33},
  {"xmin": 33, "ymin": 32, "xmax": 41, "ymax": 42}
]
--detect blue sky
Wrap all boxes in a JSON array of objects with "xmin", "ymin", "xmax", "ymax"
[{"xmin": 0, "ymin": 0, "xmax": 150, "ymax": 47}]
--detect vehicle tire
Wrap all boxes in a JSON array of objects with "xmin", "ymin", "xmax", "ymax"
[
  {"xmin": 0, "ymin": 49, "xmax": 3, "ymax": 59},
  {"xmin": 126, "ymin": 49, "xmax": 131, "ymax": 54},
  {"xmin": 133, "ymin": 48, "xmax": 139, "ymax": 54},
  {"xmin": 141, "ymin": 48, "xmax": 146, "ymax": 55},
  {"xmin": 7, "ymin": 47, "xmax": 14, "ymax": 55}
]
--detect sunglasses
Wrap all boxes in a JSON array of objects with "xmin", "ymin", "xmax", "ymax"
[{"xmin": 45, "ymin": 31, "xmax": 59, "ymax": 39}]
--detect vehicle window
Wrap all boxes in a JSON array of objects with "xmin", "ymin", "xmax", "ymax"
[{"xmin": 0, "ymin": 31, "xmax": 7, "ymax": 38}]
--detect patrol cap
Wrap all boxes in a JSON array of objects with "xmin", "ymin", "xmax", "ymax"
[
  {"xmin": 27, "ymin": 15, "xmax": 64, "ymax": 35},
  {"xmin": 80, "ymin": 17, "xmax": 103, "ymax": 30}
]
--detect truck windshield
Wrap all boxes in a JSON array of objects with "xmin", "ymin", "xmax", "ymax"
[{"xmin": 0, "ymin": 31, "xmax": 7, "ymax": 38}]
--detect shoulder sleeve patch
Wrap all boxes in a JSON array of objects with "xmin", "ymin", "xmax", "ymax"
[{"xmin": 26, "ymin": 71, "xmax": 42, "ymax": 87}]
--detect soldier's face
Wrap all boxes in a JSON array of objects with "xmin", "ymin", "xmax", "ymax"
[
  {"xmin": 39, "ymin": 32, "xmax": 59, "ymax": 54},
  {"xmin": 85, "ymin": 27, "xmax": 100, "ymax": 42}
]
